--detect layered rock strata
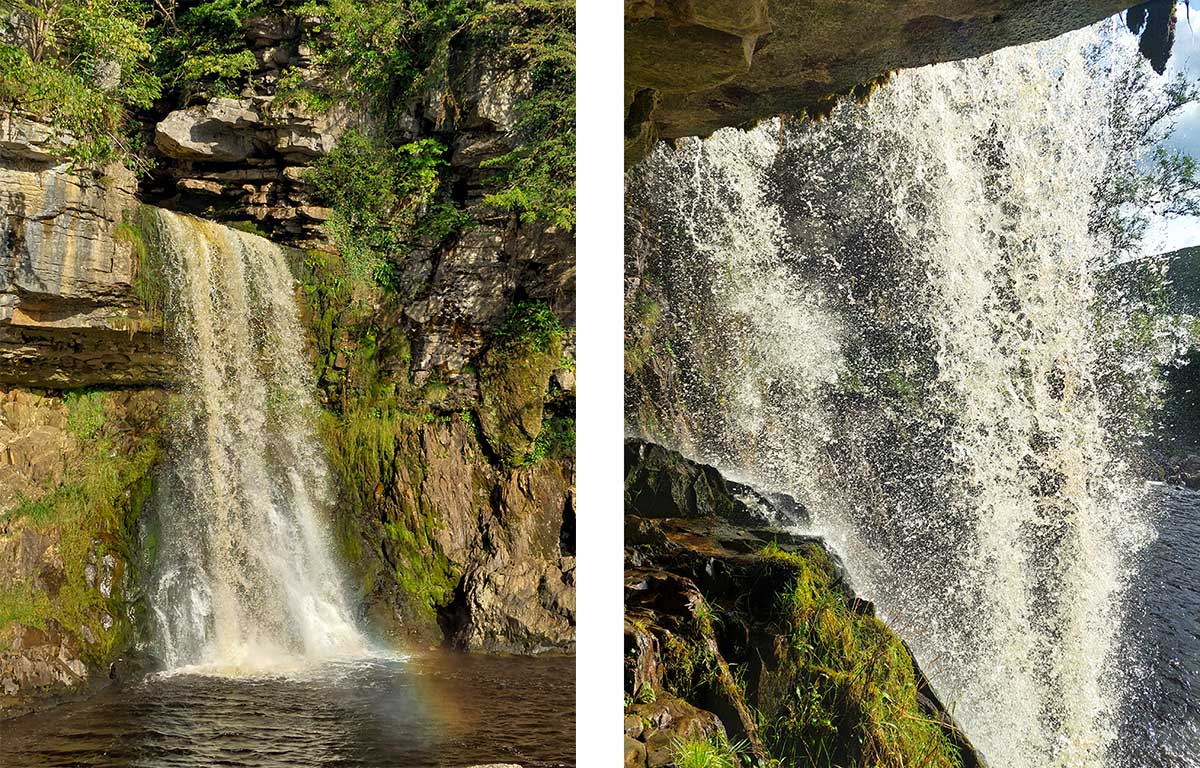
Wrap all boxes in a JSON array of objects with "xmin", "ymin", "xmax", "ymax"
[
  {"xmin": 0, "ymin": 117, "xmax": 166, "ymax": 388},
  {"xmin": 624, "ymin": 0, "xmax": 1142, "ymax": 165}
]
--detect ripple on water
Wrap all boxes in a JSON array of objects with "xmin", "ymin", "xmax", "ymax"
[
  {"xmin": 1115, "ymin": 483, "xmax": 1200, "ymax": 768},
  {"xmin": 0, "ymin": 651, "xmax": 575, "ymax": 768}
]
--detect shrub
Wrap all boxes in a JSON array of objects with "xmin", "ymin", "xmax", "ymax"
[
  {"xmin": 154, "ymin": 0, "xmax": 264, "ymax": 99},
  {"xmin": 492, "ymin": 300, "xmax": 565, "ymax": 353},
  {"xmin": 308, "ymin": 130, "xmax": 449, "ymax": 289},
  {"xmin": 473, "ymin": 0, "xmax": 575, "ymax": 229},
  {"xmin": 671, "ymin": 733, "xmax": 747, "ymax": 768},
  {"xmin": 0, "ymin": 0, "xmax": 160, "ymax": 170}
]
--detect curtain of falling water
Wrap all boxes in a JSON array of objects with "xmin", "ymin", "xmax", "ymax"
[
  {"xmin": 626, "ymin": 25, "xmax": 1177, "ymax": 768},
  {"xmin": 147, "ymin": 211, "xmax": 364, "ymax": 673}
]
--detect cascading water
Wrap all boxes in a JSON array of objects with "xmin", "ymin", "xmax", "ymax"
[
  {"xmin": 627, "ymin": 23, "xmax": 1189, "ymax": 768},
  {"xmin": 146, "ymin": 211, "xmax": 365, "ymax": 673}
]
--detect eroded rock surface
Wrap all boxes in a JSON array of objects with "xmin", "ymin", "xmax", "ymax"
[
  {"xmin": 0, "ymin": 119, "xmax": 167, "ymax": 387},
  {"xmin": 624, "ymin": 0, "xmax": 1141, "ymax": 165},
  {"xmin": 0, "ymin": 387, "xmax": 163, "ymax": 718},
  {"xmin": 347, "ymin": 418, "xmax": 575, "ymax": 654}
]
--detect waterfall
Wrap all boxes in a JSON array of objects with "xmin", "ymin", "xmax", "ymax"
[
  {"xmin": 146, "ymin": 210, "xmax": 365, "ymax": 673},
  {"xmin": 628, "ymin": 23, "xmax": 1179, "ymax": 768}
]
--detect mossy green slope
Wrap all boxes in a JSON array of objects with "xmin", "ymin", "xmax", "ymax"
[{"xmin": 623, "ymin": 440, "xmax": 978, "ymax": 768}]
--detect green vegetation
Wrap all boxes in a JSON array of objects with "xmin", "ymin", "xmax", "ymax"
[
  {"xmin": 524, "ymin": 415, "xmax": 573, "ymax": 465},
  {"xmin": 671, "ymin": 733, "xmax": 748, "ymax": 768},
  {"xmin": 0, "ymin": 0, "xmax": 274, "ymax": 167},
  {"xmin": 0, "ymin": 0, "xmax": 160, "ymax": 169},
  {"xmin": 308, "ymin": 132, "xmax": 456, "ymax": 289},
  {"xmin": 478, "ymin": 302, "xmax": 567, "ymax": 466},
  {"xmin": 64, "ymin": 389, "xmax": 107, "ymax": 439},
  {"xmin": 471, "ymin": 0, "xmax": 575, "ymax": 228},
  {"xmin": 652, "ymin": 542, "xmax": 964, "ymax": 768},
  {"xmin": 493, "ymin": 300, "xmax": 567, "ymax": 353},
  {"xmin": 0, "ymin": 391, "xmax": 160, "ymax": 662},
  {"xmin": 317, "ymin": 402, "xmax": 468, "ymax": 616},
  {"xmin": 153, "ymin": 0, "xmax": 264, "ymax": 99},
  {"xmin": 0, "ymin": 582, "xmax": 54, "ymax": 630},
  {"xmin": 115, "ymin": 205, "xmax": 168, "ymax": 313},
  {"xmin": 759, "ymin": 548, "xmax": 962, "ymax": 767},
  {"xmin": 762, "ymin": 557, "xmax": 961, "ymax": 766},
  {"xmin": 296, "ymin": 0, "xmax": 574, "ymax": 289}
]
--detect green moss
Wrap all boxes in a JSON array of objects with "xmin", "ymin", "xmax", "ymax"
[
  {"xmin": 522, "ymin": 416, "xmax": 574, "ymax": 466},
  {"xmin": 0, "ymin": 583, "xmax": 53, "ymax": 632},
  {"xmin": 227, "ymin": 219, "xmax": 270, "ymax": 238},
  {"xmin": 625, "ymin": 292, "xmax": 662, "ymax": 376},
  {"xmin": 116, "ymin": 205, "xmax": 168, "ymax": 314},
  {"xmin": 651, "ymin": 542, "xmax": 963, "ymax": 768},
  {"xmin": 477, "ymin": 329, "xmax": 563, "ymax": 466},
  {"xmin": 422, "ymin": 379, "xmax": 450, "ymax": 405},
  {"xmin": 0, "ymin": 391, "xmax": 161, "ymax": 663},
  {"xmin": 756, "ymin": 551, "xmax": 962, "ymax": 768},
  {"xmin": 64, "ymin": 389, "xmax": 107, "ymax": 440},
  {"xmin": 318, "ymin": 405, "xmax": 463, "ymax": 618}
]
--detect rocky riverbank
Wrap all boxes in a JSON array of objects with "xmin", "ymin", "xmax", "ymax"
[{"xmin": 623, "ymin": 439, "xmax": 983, "ymax": 768}]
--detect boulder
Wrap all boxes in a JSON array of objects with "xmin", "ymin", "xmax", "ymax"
[{"xmin": 155, "ymin": 98, "xmax": 263, "ymax": 161}]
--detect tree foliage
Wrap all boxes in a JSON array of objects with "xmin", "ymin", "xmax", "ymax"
[
  {"xmin": 1091, "ymin": 41, "xmax": 1200, "ymax": 253},
  {"xmin": 299, "ymin": 0, "xmax": 575, "ymax": 291},
  {"xmin": 0, "ymin": 0, "xmax": 160, "ymax": 168},
  {"xmin": 474, "ymin": 0, "xmax": 575, "ymax": 229}
]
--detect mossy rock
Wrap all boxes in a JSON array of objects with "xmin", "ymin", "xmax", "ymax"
[{"xmin": 476, "ymin": 335, "xmax": 564, "ymax": 466}]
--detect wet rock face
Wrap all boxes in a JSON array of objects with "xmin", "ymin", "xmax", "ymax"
[
  {"xmin": 622, "ymin": 439, "xmax": 983, "ymax": 767},
  {"xmin": 402, "ymin": 222, "xmax": 575, "ymax": 393},
  {"xmin": 352, "ymin": 419, "xmax": 576, "ymax": 654},
  {"xmin": 624, "ymin": 0, "xmax": 1140, "ymax": 164},
  {"xmin": 0, "ymin": 622, "xmax": 88, "ymax": 710},
  {"xmin": 0, "ymin": 125, "xmax": 169, "ymax": 388}
]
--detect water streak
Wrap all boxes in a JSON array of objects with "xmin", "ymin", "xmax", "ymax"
[
  {"xmin": 147, "ymin": 211, "xmax": 364, "ymax": 673},
  {"xmin": 627, "ymin": 24, "xmax": 1176, "ymax": 768}
]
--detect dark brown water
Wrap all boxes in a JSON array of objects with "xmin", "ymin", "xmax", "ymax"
[
  {"xmin": 1116, "ymin": 483, "xmax": 1200, "ymax": 767},
  {"xmin": 0, "ymin": 651, "xmax": 574, "ymax": 767}
]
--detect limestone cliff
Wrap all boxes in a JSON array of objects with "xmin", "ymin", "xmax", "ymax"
[
  {"xmin": 0, "ymin": 6, "xmax": 574, "ymax": 712},
  {"xmin": 624, "ymin": 0, "xmax": 1142, "ymax": 165},
  {"xmin": 0, "ymin": 118, "xmax": 166, "ymax": 387}
]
